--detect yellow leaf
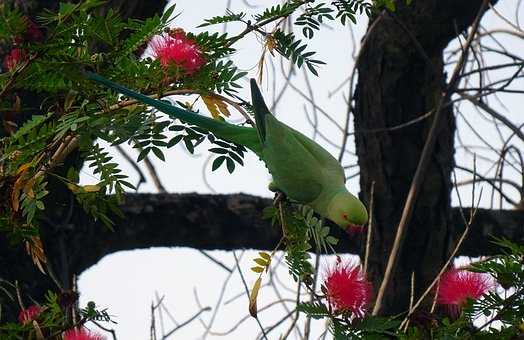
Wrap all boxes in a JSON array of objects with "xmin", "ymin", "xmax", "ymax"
[
  {"xmin": 266, "ymin": 35, "xmax": 276, "ymax": 55},
  {"xmin": 66, "ymin": 183, "xmax": 79, "ymax": 193},
  {"xmin": 12, "ymin": 163, "xmax": 34, "ymax": 211},
  {"xmin": 82, "ymin": 184, "xmax": 101, "ymax": 192},
  {"xmin": 26, "ymin": 237, "xmax": 47, "ymax": 274},
  {"xmin": 249, "ymin": 277, "xmax": 262, "ymax": 318},
  {"xmin": 32, "ymin": 320, "xmax": 44, "ymax": 340},
  {"xmin": 15, "ymin": 162, "xmax": 31, "ymax": 175},
  {"xmin": 202, "ymin": 95, "xmax": 231, "ymax": 120},
  {"xmin": 258, "ymin": 251, "xmax": 271, "ymax": 261},
  {"xmin": 251, "ymin": 266, "xmax": 264, "ymax": 273},
  {"xmin": 125, "ymin": 103, "xmax": 139, "ymax": 113},
  {"xmin": 23, "ymin": 177, "xmax": 36, "ymax": 199},
  {"xmin": 253, "ymin": 258, "xmax": 268, "ymax": 267},
  {"xmin": 11, "ymin": 176, "xmax": 25, "ymax": 212}
]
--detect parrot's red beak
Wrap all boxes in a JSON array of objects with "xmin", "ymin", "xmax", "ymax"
[
  {"xmin": 342, "ymin": 214, "xmax": 366, "ymax": 234},
  {"xmin": 346, "ymin": 223, "xmax": 366, "ymax": 235}
]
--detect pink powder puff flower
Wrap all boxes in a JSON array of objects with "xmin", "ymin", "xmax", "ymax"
[
  {"xmin": 18, "ymin": 305, "xmax": 42, "ymax": 324},
  {"xmin": 323, "ymin": 260, "xmax": 372, "ymax": 318},
  {"xmin": 437, "ymin": 269, "xmax": 494, "ymax": 307},
  {"xmin": 3, "ymin": 48, "xmax": 25, "ymax": 71},
  {"xmin": 63, "ymin": 328, "xmax": 106, "ymax": 340},
  {"xmin": 150, "ymin": 30, "xmax": 206, "ymax": 75}
]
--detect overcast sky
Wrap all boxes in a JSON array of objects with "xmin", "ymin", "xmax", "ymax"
[{"xmin": 78, "ymin": 1, "xmax": 523, "ymax": 339}]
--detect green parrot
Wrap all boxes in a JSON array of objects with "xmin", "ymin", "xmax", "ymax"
[{"xmin": 86, "ymin": 72, "xmax": 368, "ymax": 230}]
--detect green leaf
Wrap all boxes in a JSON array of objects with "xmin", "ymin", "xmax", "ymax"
[
  {"xmin": 297, "ymin": 302, "xmax": 330, "ymax": 320},
  {"xmin": 212, "ymin": 156, "xmax": 227, "ymax": 171},
  {"xmin": 198, "ymin": 10, "xmax": 245, "ymax": 27},
  {"xmin": 226, "ymin": 157, "xmax": 235, "ymax": 173},
  {"xmin": 151, "ymin": 147, "xmax": 165, "ymax": 161},
  {"xmin": 384, "ymin": 0, "xmax": 396, "ymax": 11},
  {"xmin": 137, "ymin": 147, "xmax": 151, "ymax": 162},
  {"xmin": 35, "ymin": 201, "xmax": 45, "ymax": 210},
  {"xmin": 162, "ymin": 4, "xmax": 177, "ymax": 23},
  {"xmin": 184, "ymin": 138, "xmax": 195, "ymax": 153},
  {"xmin": 167, "ymin": 135, "xmax": 184, "ymax": 148},
  {"xmin": 326, "ymin": 236, "xmax": 338, "ymax": 245},
  {"xmin": 228, "ymin": 151, "xmax": 244, "ymax": 165},
  {"xmin": 209, "ymin": 147, "xmax": 229, "ymax": 154}
]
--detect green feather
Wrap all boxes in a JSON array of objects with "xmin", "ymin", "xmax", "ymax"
[{"xmin": 250, "ymin": 78, "xmax": 270, "ymax": 143}]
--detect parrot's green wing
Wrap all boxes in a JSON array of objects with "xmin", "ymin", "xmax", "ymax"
[
  {"xmin": 250, "ymin": 79, "xmax": 345, "ymax": 203},
  {"xmin": 290, "ymin": 131, "xmax": 346, "ymax": 185},
  {"xmin": 262, "ymin": 115, "xmax": 324, "ymax": 203}
]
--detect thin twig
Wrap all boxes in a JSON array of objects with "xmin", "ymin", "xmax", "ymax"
[
  {"xmin": 199, "ymin": 250, "xmax": 232, "ymax": 272},
  {"xmin": 115, "ymin": 145, "xmax": 146, "ymax": 190},
  {"xmin": 142, "ymin": 154, "xmax": 167, "ymax": 193},
  {"xmin": 161, "ymin": 306, "xmax": 211, "ymax": 340},
  {"xmin": 363, "ymin": 181, "xmax": 375, "ymax": 276}
]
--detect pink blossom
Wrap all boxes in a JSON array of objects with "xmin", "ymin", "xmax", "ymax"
[
  {"xmin": 3, "ymin": 48, "xmax": 25, "ymax": 71},
  {"xmin": 437, "ymin": 269, "xmax": 494, "ymax": 306},
  {"xmin": 63, "ymin": 328, "xmax": 106, "ymax": 340},
  {"xmin": 323, "ymin": 260, "xmax": 372, "ymax": 318},
  {"xmin": 150, "ymin": 30, "xmax": 205, "ymax": 75},
  {"xmin": 18, "ymin": 305, "xmax": 42, "ymax": 324}
]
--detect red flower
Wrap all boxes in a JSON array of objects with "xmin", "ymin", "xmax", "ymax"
[
  {"xmin": 63, "ymin": 328, "xmax": 106, "ymax": 340},
  {"xmin": 150, "ymin": 30, "xmax": 205, "ymax": 75},
  {"xmin": 3, "ymin": 48, "xmax": 25, "ymax": 71},
  {"xmin": 18, "ymin": 305, "xmax": 42, "ymax": 324},
  {"xmin": 437, "ymin": 269, "xmax": 494, "ymax": 306},
  {"xmin": 323, "ymin": 260, "xmax": 372, "ymax": 318}
]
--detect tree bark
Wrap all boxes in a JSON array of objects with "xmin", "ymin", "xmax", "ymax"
[{"xmin": 353, "ymin": 0, "xmax": 497, "ymax": 315}]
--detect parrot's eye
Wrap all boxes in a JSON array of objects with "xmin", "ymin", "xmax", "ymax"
[{"xmin": 342, "ymin": 214, "xmax": 348, "ymax": 220}]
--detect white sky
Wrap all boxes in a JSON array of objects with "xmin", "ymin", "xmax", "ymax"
[{"xmin": 78, "ymin": 1, "xmax": 523, "ymax": 339}]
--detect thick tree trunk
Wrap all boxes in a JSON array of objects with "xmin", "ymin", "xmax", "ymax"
[{"xmin": 354, "ymin": 1, "xmax": 496, "ymax": 315}]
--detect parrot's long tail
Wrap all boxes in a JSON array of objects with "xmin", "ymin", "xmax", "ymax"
[
  {"xmin": 86, "ymin": 72, "xmax": 262, "ymax": 154},
  {"xmin": 249, "ymin": 79, "xmax": 272, "ymax": 143}
]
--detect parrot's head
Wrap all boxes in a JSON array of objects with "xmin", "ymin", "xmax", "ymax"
[{"xmin": 327, "ymin": 190, "xmax": 368, "ymax": 231}]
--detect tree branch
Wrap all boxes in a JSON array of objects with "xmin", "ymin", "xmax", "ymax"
[{"xmin": 67, "ymin": 193, "xmax": 524, "ymax": 274}]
